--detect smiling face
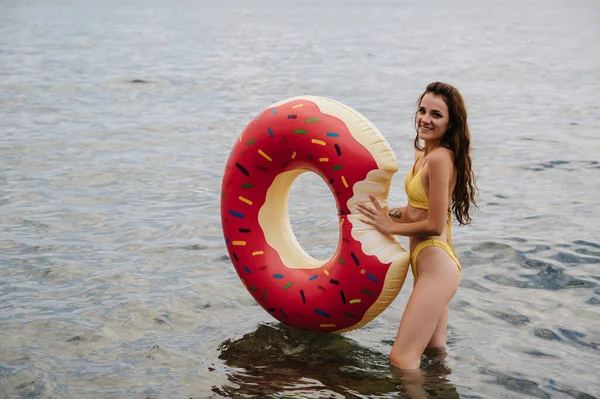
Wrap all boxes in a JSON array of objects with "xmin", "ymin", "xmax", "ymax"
[{"xmin": 416, "ymin": 93, "xmax": 450, "ymax": 143}]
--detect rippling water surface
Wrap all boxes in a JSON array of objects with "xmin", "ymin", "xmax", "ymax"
[{"xmin": 1, "ymin": 0, "xmax": 599, "ymax": 398}]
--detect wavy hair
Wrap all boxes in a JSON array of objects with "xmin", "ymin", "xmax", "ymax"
[{"xmin": 413, "ymin": 82, "xmax": 478, "ymax": 225}]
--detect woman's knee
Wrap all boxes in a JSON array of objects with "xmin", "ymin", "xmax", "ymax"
[
  {"xmin": 389, "ymin": 352, "xmax": 420, "ymax": 371},
  {"xmin": 389, "ymin": 344, "xmax": 423, "ymax": 371}
]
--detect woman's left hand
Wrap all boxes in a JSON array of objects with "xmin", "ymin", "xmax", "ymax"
[{"xmin": 356, "ymin": 195, "xmax": 395, "ymax": 235}]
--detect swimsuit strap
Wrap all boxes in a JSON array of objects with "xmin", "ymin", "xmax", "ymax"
[
  {"xmin": 410, "ymin": 152, "xmax": 422, "ymax": 176},
  {"xmin": 414, "ymin": 146, "xmax": 441, "ymax": 174},
  {"xmin": 446, "ymin": 208, "xmax": 456, "ymax": 254}
]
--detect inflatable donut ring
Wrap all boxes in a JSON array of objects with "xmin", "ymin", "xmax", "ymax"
[{"xmin": 220, "ymin": 96, "xmax": 410, "ymax": 333}]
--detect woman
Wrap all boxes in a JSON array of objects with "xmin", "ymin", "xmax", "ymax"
[{"xmin": 358, "ymin": 81, "xmax": 477, "ymax": 371}]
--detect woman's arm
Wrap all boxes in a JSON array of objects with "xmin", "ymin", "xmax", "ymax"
[
  {"xmin": 358, "ymin": 151, "xmax": 453, "ymax": 237},
  {"xmin": 358, "ymin": 198, "xmax": 439, "ymax": 237},
  {"xmin": 390, "ymin": 153, "xmax": 452, "ymax": 236}
]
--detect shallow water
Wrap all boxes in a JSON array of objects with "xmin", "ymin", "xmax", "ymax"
[{"xmin": 1, "ymin": 0, "xmax": 599, "ymax": 398}]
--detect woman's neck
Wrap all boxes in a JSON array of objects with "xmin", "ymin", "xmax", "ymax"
[{"xmin": 422, "ymin": 140, "xmax": 442, "ymax": 156}]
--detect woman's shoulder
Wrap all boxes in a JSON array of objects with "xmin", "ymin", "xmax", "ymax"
[{"xmin": 428, "ymin": 147, "xmax": 454, "ymax": 169}]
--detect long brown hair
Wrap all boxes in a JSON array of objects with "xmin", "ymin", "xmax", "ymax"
[{"xmin": 413, "ymin": 82, "xmax": 477, "ymax": 225}]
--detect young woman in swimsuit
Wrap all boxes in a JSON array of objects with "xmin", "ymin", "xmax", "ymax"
[{"xmin": 358, "ymin": 81, "xmax": 477, "ymax": 371}]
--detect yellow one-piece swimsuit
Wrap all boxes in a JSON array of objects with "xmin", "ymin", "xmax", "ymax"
[{"xmin": 404, "ymin": 148, "xmax": 461, "ymax": 279}]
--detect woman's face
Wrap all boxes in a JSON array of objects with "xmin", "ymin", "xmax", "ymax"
[{"xmin": 416, "ymin": 93, "xmax": 450, "ymax": 142}]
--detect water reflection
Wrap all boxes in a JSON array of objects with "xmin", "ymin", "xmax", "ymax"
[{"xmin": 214, "ymin": 323, "xmax": 460, "ymax": 398}]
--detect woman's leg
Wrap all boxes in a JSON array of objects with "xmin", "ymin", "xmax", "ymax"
[
  {"xmin": 428, "ymin": 306, "xmax": 449, "ymax": 349},
  {"xmin": 389, "ymin": 246, "xmax": 460, "ymax": 370}
]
